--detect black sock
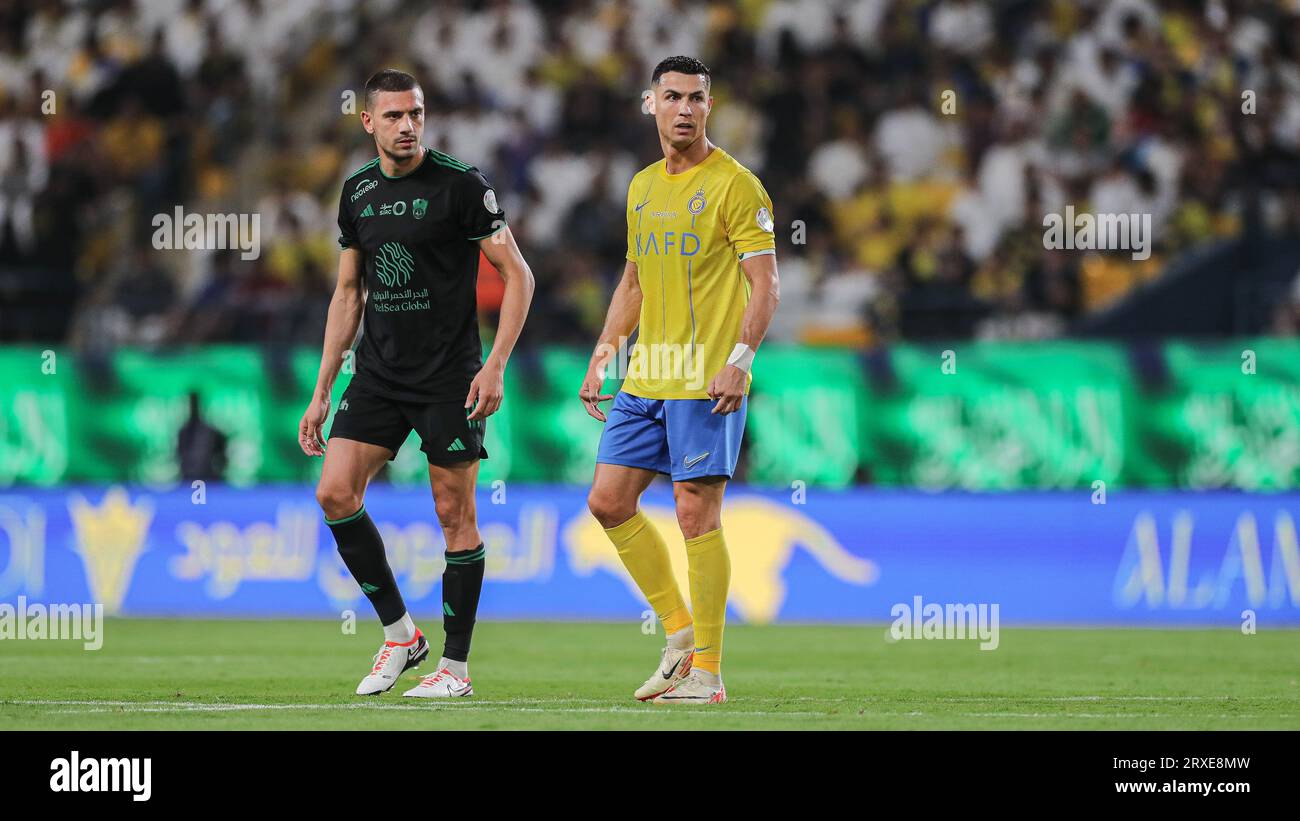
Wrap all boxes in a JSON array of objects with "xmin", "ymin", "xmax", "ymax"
[
  {"xmin": 441, "ymin": 544, "xmax": 485, "ymax": 662},
  {"xmin": 326, "ymin": 506, "xmax": 407, "ymax": 626}
]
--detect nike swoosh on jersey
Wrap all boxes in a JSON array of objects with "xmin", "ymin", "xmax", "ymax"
[{"xmin": 683, "ymin": 452, "xmax": 710, "ymax": 469}]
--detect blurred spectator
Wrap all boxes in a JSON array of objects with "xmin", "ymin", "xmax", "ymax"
[
  {"xmin": 0, "ymin": 0, "xmax": 1297, "ymax": 349},
  {"xmin": 0, "ymin": 93, "xmax": 47, "ymax": 260},
  {"xmin": 177, "ymin": 391, "xmax": 228, "ymax": 482}
]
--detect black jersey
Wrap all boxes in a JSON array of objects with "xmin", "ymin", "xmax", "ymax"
[{"xmin": 336, "ymin": 147, "xmax": 505, "ymax": 403}]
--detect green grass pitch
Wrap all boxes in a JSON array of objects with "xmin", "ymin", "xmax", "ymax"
[{"xmin": 1, "ymin": 619, "xmax": 1296, "ymax": 730}]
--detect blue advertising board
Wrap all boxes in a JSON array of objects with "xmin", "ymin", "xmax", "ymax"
[{"xmin": 1, "ymin": 485, "xmax": 1298, "ymax": 626}]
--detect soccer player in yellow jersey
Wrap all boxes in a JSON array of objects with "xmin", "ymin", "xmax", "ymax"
[{"xmin": 579, "ymin": 56, "xmax": 780, "ymax": 704}]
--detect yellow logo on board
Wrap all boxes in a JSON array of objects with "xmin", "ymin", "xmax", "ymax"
[{"xmin": 68, "ymin": 487, "xmax": 153, "ymax": 614}]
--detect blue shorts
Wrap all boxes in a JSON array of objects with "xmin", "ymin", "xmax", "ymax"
[{"xmin": 595, "ymin": 392, "xmax": 747, "ymax": 481}]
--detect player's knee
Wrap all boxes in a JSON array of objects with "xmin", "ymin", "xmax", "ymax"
[
  {"xmin": 675, "ymin": 509, "xmax": 712, "ymax": 540},
  {"xmin": 433, "ymin": 493, "xmax": 470, "ymax": 532},
  {"xmin": 673, "ymin": 493, "xmax": 719, "ymax": 539},
  {"xmin": 587, "ymin": 487, "xmax": 634, "ymax": 529},
  {"xmin": 316, "ymin": 484, "xmax": 361, "ymax": 521}
]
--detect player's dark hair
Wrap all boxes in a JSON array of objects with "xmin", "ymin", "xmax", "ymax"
[
  {"xmin": 364, "ymin": 69, "xmax": 419, "ymax": 111},
  {"xmin": 651, "ymin": 56, "xmax": 711, "ymax": 90}
]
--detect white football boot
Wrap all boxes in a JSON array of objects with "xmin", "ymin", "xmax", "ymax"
[
  {"xmin": 634, "ymin": 646, "xmax": 694, "ymax": 701},
  {"xmin": 355, "ymin": 630, "xmax": 429, "ymax": 696},
  {"xmin": 652, "ymin": 668, "xmax": 727, "ymax": 705},
  {"xmin": 402, "ymin": 663, "xmax": 474, "ymax": 698}
]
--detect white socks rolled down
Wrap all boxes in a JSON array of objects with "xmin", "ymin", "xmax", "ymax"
[
  {"xmin": 667, "ymin": 624, "xmax": 694, "ymax": 652},
  {"xmin": 440, "ymin": 657, "xmax": 469, "ymax": 679},
  {"xmin": 383, "ymin": 612, "xmax": 417, "ymax": 644}
]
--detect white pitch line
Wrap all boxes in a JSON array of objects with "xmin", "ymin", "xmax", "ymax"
[
  {"xmin": 9, "ymin": 695, "xmax": 1291, "ymax": 708},
  {"xmin": 947, "ymin": 712, "xmax": 1295, "ymax": 720},
  {"xmin": 778, "ymin": 695, "xmax": 1288, "ymax": 703},
  {"xmin": 38, "ymin": 707, "xmax": 1293, "ymax": 721},
  {"xmin": 6, "ymin": 699, "xmax": 599, "ymax": 707},
  {"xmin": 6, "ymin": 698, "xmax": 1293, "ymax": 722},
  {"xmin": 764, "ymin": 708, "xmax": 1294, "ymax": 720},
  {"xmin": 9, "ymin": 698, "xmax": 671, "ymax": 707},
  {"xmin": 31, "ymin": 704, "xmax": 826, "ymax": 718},
  {"xmin": 931, "ymin": 695, "xmax": 1289, "ymax": 702},
  {"xmin": 6, "ymin": 699, "xmax": 827, "ymax": 717}
]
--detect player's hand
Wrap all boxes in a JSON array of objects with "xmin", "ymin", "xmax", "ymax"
[
  {"xmin": 298, "ymin": 394, "xmax": 330, "ymax": 457},
  {"xmin": 466, "ymin": 360, "xmax": 505, "ymax": 421},
  {"xmin": 707, "ymin": 366, "xmax": 746, "ymax": 415},
  {"xmin": 579, "ymin": 368, "xmax": 613, "ymax": 422}
]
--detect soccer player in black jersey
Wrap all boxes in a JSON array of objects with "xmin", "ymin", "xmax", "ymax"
[{"xmin": 298, "ymin": 69, "xmax": 534, "ymax": 698}]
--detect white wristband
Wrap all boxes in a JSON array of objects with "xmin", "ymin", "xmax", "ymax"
[{"xmin": 727, "ymin": 343, "xmax": 755, "ymax": 373}]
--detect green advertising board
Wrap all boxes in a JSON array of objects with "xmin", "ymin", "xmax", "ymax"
[{"xmin": 1, "ymin": 341, "xmax": 1297, "ymax": 490}]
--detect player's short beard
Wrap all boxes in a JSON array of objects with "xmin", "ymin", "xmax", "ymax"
[
  {"xmin": 664, "ymin": 126, "xmax": 703, "ymax": 153},
  {"xmin": 662, "ymin": 110, "xmax": 707, "ymax": 151},
  {"xmin": 382, "ymin": 135, "xmax": 421, "ymax": 162}
]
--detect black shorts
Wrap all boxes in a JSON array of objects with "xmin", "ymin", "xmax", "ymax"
[{"xmin": 327, "ymin": 383, "xmax": 487, "ymax": 464}]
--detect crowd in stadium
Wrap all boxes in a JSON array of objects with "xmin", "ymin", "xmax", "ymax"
[{"xmin": 2, "ymin": 0, "xmax": 1300, "ymax": 348}]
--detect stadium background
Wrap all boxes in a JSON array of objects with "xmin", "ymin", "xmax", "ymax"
[{"xmin": 1, "ymin": 0, "xmax": 1299, "ymax": 634}]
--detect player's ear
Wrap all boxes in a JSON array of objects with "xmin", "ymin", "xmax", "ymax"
[
  {"xmin": 360, "ymin": 111, "xmax": 374, "ymax": 134},
  {"xmin": 641, "ymin": 89, "xmax": 655, "ymax": 116}
]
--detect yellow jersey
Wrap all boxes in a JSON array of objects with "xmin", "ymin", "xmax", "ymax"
[{"xmin": 623, "ymin": 146, "xmax": 776, "ymax": 399}]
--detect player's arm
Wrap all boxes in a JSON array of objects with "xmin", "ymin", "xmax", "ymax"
[
  {"xmin": 299, "ymin": 247, "xmax": 365, "ymax": 456},
  {"xmin": 580, "ymin": 259, "xmax": 642, "ymax": 422},
  {"xmin": 466, "ymin": 227, "xmax": 536, "ymax": 421},
  {"xmin": 708, "ymin": 253, "xmax": 779, "ymax": 415}
]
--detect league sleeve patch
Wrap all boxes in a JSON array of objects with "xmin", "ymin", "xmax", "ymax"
[
  {"xmin": 756, "ymin": 206, "xmax": 774, "ymax": 233},
  {"xmin": 483, "ymin": 189, "xmax": 500, "ymax": 214}
]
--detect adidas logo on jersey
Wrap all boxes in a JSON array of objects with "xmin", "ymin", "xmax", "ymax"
[
  {"xmin": 446, "ymin": 438, "xmax": 467, "ymax": 452},
  {"xmin": 359, "ymin": 204, "xmax": 374, "ymax": 218}
]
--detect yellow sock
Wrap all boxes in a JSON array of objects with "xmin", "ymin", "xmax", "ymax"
[
  {"xmin": 604, "ymin": 510, "xmax": 692, "ymax": 636},
  {"xmin": 684, "ymin": 528, "xmax": 730, "ymax": 675}
]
